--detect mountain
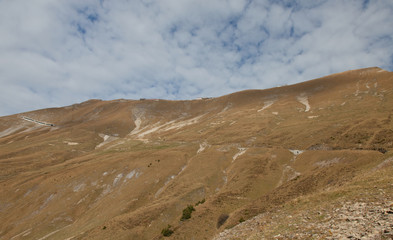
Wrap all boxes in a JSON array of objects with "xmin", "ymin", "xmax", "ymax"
[{"xmin": 1, "ymin": 67, "xmax": 392, "ymax": 240}]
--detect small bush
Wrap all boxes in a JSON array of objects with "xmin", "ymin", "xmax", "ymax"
[
  {"xmin": 180, "ymin": 205, "xmax": 195, "ymax": 221},
  {"xmin": 195, "ymin": 198, "xmax": 205, "ymax": 206},
  {"xmin": 161, "ymin": 224, "xmax": 174, "ymax": 237},
  {"xmin": 239, "ymin": 217, "xmax": 245, "ymax": 223},
  {"xmin": 102, "ymin": 226, "xmax": 107, "ymax": 230},
  {"xmin": 376, "ymin": 148, "xmax": 387, "ymax": 154},
  {"xmin": 217, "ymin": 213, "xmax": 229, "ymax": 228}
]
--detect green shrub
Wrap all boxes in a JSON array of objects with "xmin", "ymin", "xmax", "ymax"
[
  {"xmin": 180, "ymin": 205, "xmax": 195, "ymax": 221},
  {"xmin": 195, "ymin": 198, "xmax": 205, "ymax": 206},
  {"xmin": 239, "ymin": 217, "xmax": 245, "ymax": 223},
  {"xmin": 161, "ymin": 224, "xmax": 174, "ymax": 237}
]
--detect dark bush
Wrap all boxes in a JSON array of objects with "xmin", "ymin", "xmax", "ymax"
[
  {"xmin": 377, "ymin": 148, "xmax": 387, "ymax": 154},
  {"xmin": 180, "ymin": 205, "xmax": 195, "ymax": 221},
  {"xmin": 217, "ymin": 213, "xmax": 229, "ymax": 228},
  {"xmin": 161, "ymin": 224, "xmax": 174, "ymax": 237},
  {"xmin": 195, "ymin": 198, "xmax": 205, "ymax": 206}
]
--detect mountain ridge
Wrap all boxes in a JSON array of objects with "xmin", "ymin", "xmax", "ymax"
[{"xmin": 0, "ymin": 66, "xmax": 392, "ymax": 240}]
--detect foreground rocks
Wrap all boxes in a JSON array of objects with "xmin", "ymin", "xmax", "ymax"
[
  {"xmin": 322, "ymin": 202, "xmax": 393, "ymax": 240},
  {"xmin": 215, "ymin": 200, "xmax": 393, "ymax": 240}
]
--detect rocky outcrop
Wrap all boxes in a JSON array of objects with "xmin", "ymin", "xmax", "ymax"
[{"xmin": 214, "ymin": 201, "xmax": 393, "ymax": 240}]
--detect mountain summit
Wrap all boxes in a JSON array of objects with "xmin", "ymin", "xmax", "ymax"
[{"xmin": 1, "ymin": 67, "xmax": 393, "ymax": 239}]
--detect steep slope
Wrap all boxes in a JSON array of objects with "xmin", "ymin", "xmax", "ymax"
[
  {"xmin": 0, "ymin": 67, "xmax": 392, "ymax": 240},
  {"xmin": 214, "ymin": 161, "xmax": 393, "ymax": 239}
]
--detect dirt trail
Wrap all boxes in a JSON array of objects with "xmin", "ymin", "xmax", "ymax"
[{"xmin": 21, "ymin": 116, "xmax": 54, "ymax": 127}]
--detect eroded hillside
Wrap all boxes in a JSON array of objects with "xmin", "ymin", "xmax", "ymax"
[{"xmin": 0, "ymin": 67, "xmax": 392, "ymax": 239}]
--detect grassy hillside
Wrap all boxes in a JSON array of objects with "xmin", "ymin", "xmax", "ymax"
[{"xmin": 0, "ymin": 67, "xmax": 392, "ymax": 240}]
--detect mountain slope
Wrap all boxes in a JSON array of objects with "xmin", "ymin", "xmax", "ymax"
[{"xmin": 0, "ymin": 67, "xmax": 392, "ymax": 240}]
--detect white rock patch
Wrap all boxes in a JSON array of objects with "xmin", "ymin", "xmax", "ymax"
[
  {"xmin": 315, "ymin": 157, "xmax": 341, "ymax": 168},
  {"xmin": 130, "ymin": 118, "xmax": 142, "ymax": 135},
  {"xmin": 0, "ymin": 125, "xmax": 24, "ymax": 138},
  {"xmin": 131, "ymin": 115, "xmax": 205, "ymax": 139},
  {"xmin": 24, "ymin": 189, "xmax": 32, "ymax": 197},
  {"xmin": 289, "ymin": 149, "xmax": 304, "ymax": 162},
  {"xmin": 233, "ymin": 148, "xmax": 247, "ymax": 162},
  {"xmin": 258, "ymin": 100, "xmax": 275, "ymax": 112},
  {"xmin": 355, "ymin": 82, "xmax": 360, "ymax": 96},
  {"xmin": 77, "ymin": 194, "xmax": 89, "ymax": 205},
  {"xmin": 10, "ymin": 228, "xmax": 32, "ymax": 240},
  {"xmin": 154, "ymin": 176, "xmax": 175, "ymax": 198},
  {"xmin": 73, "ymin": 183, "xmax": 86, "ymax": 192},
  {"xmin": 124, "ymin": 169, "xmax": 141, "ymax": 182},
  {"xmin": 276, "ymin": 165, "xmax": 301, "ymax": 187},
  {"xmin": 113, "ymin": 173, "xmax": 123, "ymax": 186},
  {"xmin": 64, "ymin": 141, "xmax": 79, "ymax": 146},
  {"xmin": 126, "ymin": 170, "xmax": 136, "ymax": 179},
  {"xmin": 220, "ymin": 103, "xmax": 232, "ymax": 113},
  {"xmin": 40, "ymin": 194, "xmax": 55, "ymax": 210},
  {"xmin": 197, "ymin": 142, "xmax": 210, "ymax": 154},
  {"xmin": 162, "ymin": 115, "xmax": 204, "ymax": 131},
  {"xmin": 297, "ymin": 96, "xmax": 310, "ymax": 112},
  {"xmin": 373, "ymin": 157, "xmax": 393, "ymax": 171},
  {"xmin": 95, "ymin": 134, "xmax": 119, "ymax": 149},
  {"xmin": 36, "ymin": 224, "xmax": 71, "ymax": 240},
  {"xmin": 222, "ymin": 170, "xmax": 228, "ymax": 185},
  {"xmin": 134, "ymin": 120, "xmax": 176, "ymax": 138},
  {"xmin": 154, "ymin": 164, "xmax": 188, "ymax": 198},
  {"xmin": 289, "ymin": 150, "xmax": 304, "ymax": 155},
  {"xmin": 101, "ymin": 184, "xmax": 111, "ymax": 195}
]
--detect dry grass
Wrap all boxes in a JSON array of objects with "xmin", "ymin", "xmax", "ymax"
[{"xmin": 0, "ymin": 67, "xmax": 392, "ymax": 240}]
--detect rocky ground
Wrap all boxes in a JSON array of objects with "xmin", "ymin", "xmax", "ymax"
[
  {"xmin": 215, "ymin": 201, "xmax": 393, "ymax": 240},
  {"xmin": 214, "ymin": 167, "xmax": 393, "ymax": 240}
]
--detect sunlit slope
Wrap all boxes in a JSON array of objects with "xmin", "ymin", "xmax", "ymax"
[{"xmin": 0, "ymin": 67, "xmax": 392, "ymax": 240}]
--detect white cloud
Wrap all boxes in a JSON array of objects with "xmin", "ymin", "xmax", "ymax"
[{"xmin": 0, "ymin": 0, "xmax": 392, "ymax": 116}]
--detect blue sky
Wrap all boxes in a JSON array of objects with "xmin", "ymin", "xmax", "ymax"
[{"xmin": 1, "ymin": 0, "xmax": 393, "ymax": 116}]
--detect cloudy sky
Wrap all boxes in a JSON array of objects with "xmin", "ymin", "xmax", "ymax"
[{"xmin": 1, "ymin": 0, "xmax": 393, "ymax": 116}]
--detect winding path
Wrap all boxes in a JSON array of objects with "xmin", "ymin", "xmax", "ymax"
[{"xmin": 21, "ymin": 116, "xmax": 55, "ymax": 127}]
